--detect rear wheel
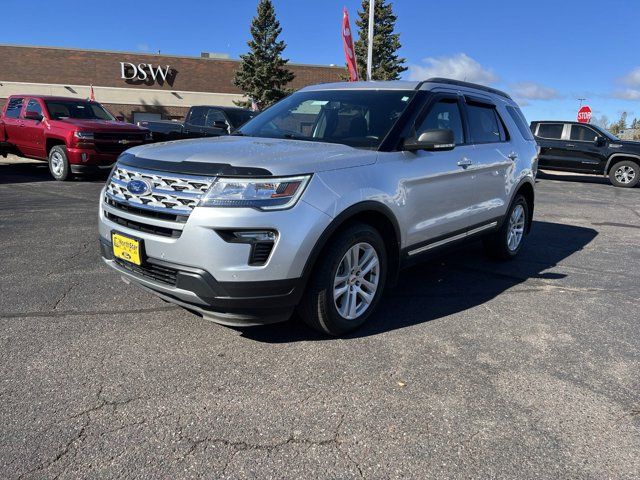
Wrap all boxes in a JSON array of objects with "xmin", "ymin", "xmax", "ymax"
[
  {"xmin": 608, "ymin": 160, "xmax": 639, "ymax": 188},
  {"xmin": 483, "ymin": 194, "xmax": 529, "ymax": 260},
  {"xmin": 48, "ymin": 145, "xmax": 72, "ymax": 181},
  {"xmin": 299, "ymin": 223, "xmax": 387, "ymax": 336}
]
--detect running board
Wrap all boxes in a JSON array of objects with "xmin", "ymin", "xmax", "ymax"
[{"xmin": 407, "ymin": 221, "xmax": 498, "ymax": 257}]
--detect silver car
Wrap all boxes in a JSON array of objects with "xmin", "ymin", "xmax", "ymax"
[{"xmin": 98, "ymin": 78, "xmax": 537, "ymax": 336}]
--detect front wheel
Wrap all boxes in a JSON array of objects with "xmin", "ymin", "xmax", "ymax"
[
  {"xmin": 48, "ymin": 145, "xmax": 72, "ymax": 181},
  {"xmin": 483, "ymin": 194, "xmax": 529, "ymax": 260},
  {"xmin": 608, "ymin": 160, "xmax": 639, "ymax": 188},
  {"xmin": 299, "ymin": 223, "xmax": 387, "ymax": 336}
]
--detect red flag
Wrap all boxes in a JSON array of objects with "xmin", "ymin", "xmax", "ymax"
[
  {"xmin": 89, "ymin": 84, "xmax": 95, "ymax": 101},
  {"xmin": 342, "ymin": 8, "xmax": 359, "ymax": 82}
]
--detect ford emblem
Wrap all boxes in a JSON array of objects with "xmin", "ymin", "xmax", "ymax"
[{"xmin": 126, "ymin": 179, "xmax": 151, "ymax": 196}]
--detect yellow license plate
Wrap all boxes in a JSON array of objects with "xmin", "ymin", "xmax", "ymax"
[{"xmin": 112, "ymin": 232, "xmax": 142, "ymax": 265}]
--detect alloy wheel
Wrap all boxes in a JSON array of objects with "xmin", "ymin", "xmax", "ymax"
[
  {"xmin": 507, "ymin": 204, "xmax": 525, "ymax": 251},
  {"xmin": 614, "ymin": 165, "xmax": 636, "ymax": 184},
  {"xmin": 333, "ymin": 242, "xmax": 380, "ymax": 320},
  {"xmin": 50, "ymin": 152, "xmax": 64, "ymax": 177}
]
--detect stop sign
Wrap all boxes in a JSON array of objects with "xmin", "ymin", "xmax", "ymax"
[{"xmin": 577, "ymin": 106, "xmax": 592, "ymax": 123}]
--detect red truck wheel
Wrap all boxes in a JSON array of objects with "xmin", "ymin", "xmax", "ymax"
[{"xmin": 48, "ymin": 146, "xmax": 72, "ymax": 181}]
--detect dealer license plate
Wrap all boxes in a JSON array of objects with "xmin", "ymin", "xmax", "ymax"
[{"xmin": 112, "ymin": 232, "xmax": 142, "ymax": 265}]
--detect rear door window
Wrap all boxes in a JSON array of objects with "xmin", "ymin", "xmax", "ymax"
[
  {"xmin": 5, "ymin": 98, "xmax": 24, "ymax": 119},
  {"xmin": 536, "ymin": 123, "xmax": 564, "ymax": 139},
  {"xmin": 466, "ymin": 103, "xmax": 505, "ymax": 144}
]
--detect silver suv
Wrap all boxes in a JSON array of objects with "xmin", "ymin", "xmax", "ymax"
[{"xmin": 99, "ymin": 78, "xmax": 537, "ymax": 336}]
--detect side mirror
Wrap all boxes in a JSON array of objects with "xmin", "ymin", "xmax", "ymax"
[
  {"xmin": 115, "ymin": 115, "xmax": 125, "ymax": 122},
  {"xmin": 404, "ymin": 129, "xmax": 455, "ymax": 152},
  {"xmin": 24, "ymin": 110, "xmax": 43, "ymax": 121},
  {"xmin": 595, "ymin": 136, "xmax": 606, "ymax": 147},
  {"xmin": 212, "ymin": 120, "xmax": 229, "ymax": 131}
]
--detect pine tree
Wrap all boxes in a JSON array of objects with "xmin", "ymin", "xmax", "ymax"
[
  {"xmin": 233, "ymin": 0, "xmax": 295, "ymax": 109},
  {"xmin": 353, "ymin": 0, "xmax": 406, "ymax": 80}
]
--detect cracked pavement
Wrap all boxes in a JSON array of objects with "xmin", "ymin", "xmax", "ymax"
[{"xmin": 0, "ymin": 161, "xmax": 639, "ymax": 479}]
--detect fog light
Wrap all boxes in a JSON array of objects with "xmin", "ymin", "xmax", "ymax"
[
  {"xmin": 234, "ymin": 231, "xmax": 276, "ymax": 242},
  {"xmin": 216, "ymin": 230, "xmax": 277, "ymax": 266}
]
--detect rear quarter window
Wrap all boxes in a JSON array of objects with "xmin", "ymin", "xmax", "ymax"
[{"xmin": 506, "ymin": 106, "xmax": 534, "ymax": 141}]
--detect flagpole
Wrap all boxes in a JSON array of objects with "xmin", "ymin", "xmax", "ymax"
[{"xmin": 366, "ymin": 0, "xmax": 374, "ymax": 81}]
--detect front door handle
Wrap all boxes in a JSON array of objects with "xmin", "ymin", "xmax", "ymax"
[
  {"xmin": 565, "ymin": 144, "xmax": 576, "ymax": 148},
  {"xmin": 508, "ymin": 152, "xmax": 518, "ymax": 161},
  {"xmin": 457, "ymin": 158, "xmax": 473, "ymax": 168}
]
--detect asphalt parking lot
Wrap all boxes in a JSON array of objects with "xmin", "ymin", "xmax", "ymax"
[{"xmin": 1, "ymin": 157, "xmax": 639, "ymax": 479}]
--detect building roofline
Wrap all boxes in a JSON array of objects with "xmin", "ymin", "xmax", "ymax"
[{"xmin": 0, "ymin": 43, "xmax": 344, "ymax": 70}]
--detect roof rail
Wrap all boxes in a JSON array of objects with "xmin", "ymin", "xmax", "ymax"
[{"xmin": 417, "ymin": 77, "xmax": 512, "ymax": 100}]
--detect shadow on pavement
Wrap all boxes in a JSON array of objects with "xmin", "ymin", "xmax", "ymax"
[
  {"xmin": 0, "ymin": 161, "xmax": 108, "ymax": 185},
  {"xmin": 238, "ymin": 220, "xmax": 598, "ymax": 343},
  {"xmin": 537, "ymin": 170, "xmax": 611, "ymax": 186}
]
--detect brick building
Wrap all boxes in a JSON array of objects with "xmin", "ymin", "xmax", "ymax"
[{"xmin": 0, "ymin": 44, "xmax": 344, "ymax": 123}]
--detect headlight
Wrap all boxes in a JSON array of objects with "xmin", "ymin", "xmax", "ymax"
[
  {"xmin": 199, "ymin": 175, "xmax": 311, "ymax": 210},
  {"xmin": 144, "ymin": 131, "xmax": 153, "ymax": 141},
  {"xmin": 74, "ymin": 131, "xmax": 94, "ymax": 140}
]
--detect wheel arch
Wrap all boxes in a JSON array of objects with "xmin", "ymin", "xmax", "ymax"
[
  {"xmin": 45, "ymin": 137, "xmax": 67, "ymax": 155},
  {"xmin": 499, "ymin": 179, "xmax": 535, "ymax": 234},
  {"xmin": 300, "ymin": 201, "xmax": 402, "ymax": 289},
  {"xmin": 604, "ymin": 153, "xmax": 640, "ymax": 175}
]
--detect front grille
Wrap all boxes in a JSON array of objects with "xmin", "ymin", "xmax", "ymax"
[
  {"xmin": 106, "ymin": 165, "xmax": 215, "ymax": 215},
  {"xmin": 105, "ymin": 210, "xmax": 182, "ymax": 238},
  {"xmin": 106, "ymin": 196, "xmax": 186, "ymax": 223},
  {"xmin": 95, "ymin": 132, "xmax": 146, "ymax": 141},
  {"xmin": 115, "ymin": 258, "xmax": 178, "ymax": 286}
]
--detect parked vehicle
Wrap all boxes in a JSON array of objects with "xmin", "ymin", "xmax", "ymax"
[
  {"xmin": 137, "ymin": 106, "xmax": 256, "ymax": 143},
  {"xmin": 0, "ymin": 95, "xmax": 150, "ymax": 180},
  {"xmin": 98, "ymin": 78, "xmax": 537, "ymax": 336},
  {"xmin": 531, "ymin": 120, "xmax": 640, "ymax": 188}
]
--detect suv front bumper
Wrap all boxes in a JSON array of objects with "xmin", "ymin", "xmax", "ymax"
[{"xmin": 98, "ymin": 190, "xmax": 332, "ymax": 325}]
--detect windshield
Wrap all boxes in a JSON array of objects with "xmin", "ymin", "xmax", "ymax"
[
  {"xmin": 238, "ymin": 89, "xmax": 415, "ymax": 149},
  {"xmin": 44, "ymin": 100, "xmax": 114, "ymax": 121}
]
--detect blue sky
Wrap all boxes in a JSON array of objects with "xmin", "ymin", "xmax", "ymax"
[{"xmin": 2, "ymin": 0, "xmax": 639, "ymax": 124}]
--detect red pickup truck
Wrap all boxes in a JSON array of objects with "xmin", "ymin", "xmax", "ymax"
[{"xmin": 0, "ymin": 95, "xmax": 150, "ymax": 180}]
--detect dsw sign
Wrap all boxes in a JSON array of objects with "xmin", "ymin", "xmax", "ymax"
[{"xmin": 119, "ymin": 62, "xmax": 175, "ymax": 85}]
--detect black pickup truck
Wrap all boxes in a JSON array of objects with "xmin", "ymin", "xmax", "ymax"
[
  {"xmin": 531, "ymin": 120, "xmax": 640, "ymax": 188},
  {"xmin": 138, "ymin": 105, "xmax": 256, "ymax": 143}
]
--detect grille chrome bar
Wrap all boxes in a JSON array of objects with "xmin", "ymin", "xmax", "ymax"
[{"xmin": 106, "ymin": 165, "xmax": 215, "ymax": 216}]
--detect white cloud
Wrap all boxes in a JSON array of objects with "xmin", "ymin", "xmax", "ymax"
[
  {"xmin": 613, "ymin": 89, "xmax": 640, "ymax": 100},
  {"xmin": 137, "ymin": 43, "xmax": 150, "ymax": 52},
  {"xmin": 509, "ymin": 82, "xmax": 559, "ymax": 100},
  {"xmin": 407, "ymin": 53, "xmax": 498, "ymax": 85},
  {"xmin": 620, "ymin": 67, "xmax": 640, "ymax": 87}
]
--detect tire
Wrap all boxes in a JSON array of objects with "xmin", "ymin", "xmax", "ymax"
[
  {"xmin": 608, "ymin": 160, "xmax": 639, "ymax": 188},
  {"xmin": 48, "ymin": 145, "xmax": 72, "ymax": 181},
  {"xmin": 483, "ymin": 194, "xmax": 529, "ymax": 260},
  {"xmin": 298, "ymin": 223, "xmax": 387, "ymax": 336}
]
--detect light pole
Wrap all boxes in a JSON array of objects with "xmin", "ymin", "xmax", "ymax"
[
  {"xmin": 366, "ymin": 0, "xmax": 374, "ymax": 81},
  {"xmin": 578, "ymin": 97, "xmax": 586, "ymax": 107}
]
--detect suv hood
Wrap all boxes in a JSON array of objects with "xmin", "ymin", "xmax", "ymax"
[
  {"xmin": 50, "ymin": 118, "xmax": 146, "ymax": 132},
  {"xmin": 611, "ymin": 139, "xmax": 640, "ymax": 151},
  {"xmin": 124, "ymin": 136, "xmax": 377, "ymax": 176}
]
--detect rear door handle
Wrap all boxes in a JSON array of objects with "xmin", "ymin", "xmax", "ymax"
[
  {"xmin": 565, "ymin": 144, "xmax": 576, "ymax": 147},
  {"xmin": 457, "ymin": 158, "xmax": 473, "ymax": 168}
]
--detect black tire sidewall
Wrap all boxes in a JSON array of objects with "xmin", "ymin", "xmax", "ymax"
[
  {"xmin": 48, "ymin": 146, "xmax": 71, "ymax": 181},
  {"xmin": 306, "ymin": 224, "xmax": 387, "ymax": 336},
  {"xmin": 609, "ymin": 160, "xmax": 639, "ymax": 188}
]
